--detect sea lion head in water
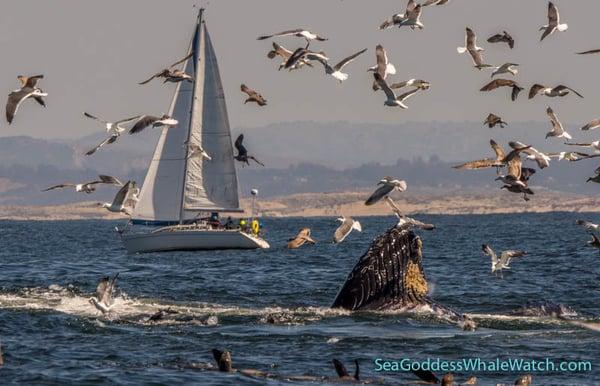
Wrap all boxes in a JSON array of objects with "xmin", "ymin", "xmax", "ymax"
[
  {"xmin": 514, "ymin": 374, "xmax": 532, "ymax": 386},
  {"xmin": 212, "ymin": 349, "xmax": 233, "ymax": 372}
]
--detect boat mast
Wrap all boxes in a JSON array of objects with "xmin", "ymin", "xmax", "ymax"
[{"xmin": 178, "ymin": 8, "xmax": 204, "ymax": 225}]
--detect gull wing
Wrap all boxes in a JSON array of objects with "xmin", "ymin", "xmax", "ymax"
[
  {"xmin": 365, "ymin": 183, "xmax": 394, "ymax": 206},
  {"xmin": 528, "ymin": 84, "xmax": 546, "ymax": 99},
  {"xmin": 42, "ymin": 183, "xmax": 76, "ymax": 191},
  {"xmin": 138, "ymin": 69, "xmax": 169, "ymax": 85},
  {"xmin": 6, "ymin": 88, "xmax": 35, "ymax": 124},
  {"xmin": 482, "ymin": 244, "xmax": 499, "ymax": 267},
  {"xmin": 333, "ymin": 218, "xmax": 354, "ymax": 243},
  {"xmin": 334, "ymin": 48, "xmax": 367, "ymax": 71},
  {"xmin": 257, "ymin": 29, "xmax": 303, "ymax": 40},
  {"xmin": 553, "ymin": 85, "xmax": 584, "ymax": 98},
  {"xmin": 375, "ymin": 45, "xmax": 388, "ymax": 77},
  {"xmin": 507, "ymin": 157, "xmax": 522, "ymax": 180},
  {"xmin": 85, "ymin": 134, "xmax": 118, "ymax": 156},
  {"xmin": 480, "ymin": 79, "xmax": 516, "ymax": 91},
  {"xmin": 115, "ymin": 115, "xmax": 143, "ymax": 125},
  {"xmin": 129, "ymin": 115, "xmax": 158, "ymax": 135},
  {"xmin": 397, "ymin": 88, "xmax": 420, "ymax": 102},
  {"xmin": 83, "ymin": 112, "xmax": 109, "ymax": 124},
  {"xmin": 577, "ymin": 49, "xmax": 600, "ymax": 55},
  {"xmin": 546, "ymin": 107, "xmax": 563, "ymax": 133},
  {"xmin": 490, "ymin": 139, "xmax": 506, "ymax": 160},
  {"xmin": 168, "ymin": 52, "xmax": 193, "ymax": 69},
  {"xmin": 452, "ymin": 158, "xmax": 498, "ymax": 170},
  {"xmin": 98, "ymin": 175, "xmax": 124, "ymax": 186},
  {"xmin": 548, "ymin": 2, "xmax": 559, "ymax": 28},
  {"xmin": 373, "ymin": 73, "xmax": 397, "ymax": 101},
  {"xmin": 500, "ymin": 250, "xmax": 526, "ymax": 266},
  {"xmin": 234, "ymin": 134, "xmax": 246, "ymax": 156},
  {"xmin": 577, "ymin": 220, "xmax": 599, "ymax": 231},
  {"xmin": 581, "ymin": 118, "xmax": 600, "ymax": 131},
  {"xmin": 111, "ymin": 181, "xmax": 133, "ymax": 207},
  {"xmin": 98, "ymin": 273, "xmax": 119, "ymax": 305}
]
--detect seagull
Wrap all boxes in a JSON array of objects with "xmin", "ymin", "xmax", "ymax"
[
  {"xmin": 6, "ymin": 75, "xmax": 47, "ymax": 124},
  {"xmin": 284, "ymin": 47, "xmax": 328, "ymax": 70},
  {"xmin": 257, "ymin": 29, "xmax": 328, "ymax": 45},
  {"xmin": 365, "ymin": 176, "xmax": 407, "ymax": 206},
  {"xmin": 373, "ymin": 73, "xmax": 424, "ymax": 108},
  {"xmin": 576, "ymin": 49, "xmax": 600, "ymax": 55},
  {"xmin": 234, "ymin": 134, "xmax": 264, "ymax": 166},
  {"xmin": 89, "ymin": 273, "xmax": 119, "ymax": 315},
  {"xmin": 484, "ymin": 113, "xmax": 507, "ymax": 128},
  {"xmin": 139, "ymin": 53, "xmax": 194, "ymax": 84},
  {"xmin": 368, "ymin": 45, "xmax": 396, "ymax": 91},
  {"xmin": 379, "ymin": 0, "xmax": 423, "ymax": 30},
  {"xmin": 576, "ymin": 220, "xmax": 600, "ymax": 232},
  {"xmin": 587, "ymin": 233, "xmax": 600, "ymax": 251},
  {"xmin": 545, "ymin": 107, "xmax": 572, "ymax": 140},
  {"xmin": 332, "ymin": 359, "xmax": 359, "ymax": 382},
  {"xmin": 482, "ymin": 244, "xmax": 526, "ymax": 274},
  {"xmin": 385, "ymin": 196, "xmax": 435, "ymax": 230},
  {"xmin": 480, "ymin": 79, "xmax": 523, "ymax": 101},
  {"xmin": 43, "ymin": 175, "xmax": 123, "ymax": 194},
  {"xmin": 333, "ymin": 216, "xmax": 362, "ymax": 243},
  {"xmin": 389, "ymin": 79, "xmax": 431, "ymax": 91},
  {"xmin": 241, "ymin": 84, "xmax": 267, "ymax": 106},
  {"xmin": 453, "ymin": 139, "xmax": 526, "ymax": 170},
  {"xmin": 287, "ymin": 228, "xmax": 316, "ymax": 249},
  {"xmin": 85, "ymin": 134, "xmax": 120, "ymax": 156},
  {"xmin": 457, "ymin": 28, "xmax": 492, "ymax": 70},
  {"xmin": 509, "ymin": 141, "xmax": 551, "ymax": 169},
  {"xmin": 267, "ymin": 42, "xmax": 312, "ymax": 70},
  {"xmin": 128, "ymin": 115, "xmax": 178, "ymax": 135},
  {"xmin": 491, "ymin": 63, "xmax": 519, "ymax": 78},
  {"xmin": 98, "ymin": 181, "xmax": 138, "ymax": 215},
  {"xmin": 546, "ymin": 151, "xmax": 590, "ymax": 162},
  {"xmin": 496, "ymin": 154, "xmax": 535, "ymax": 201},
  {"xmin": 581, "ymin": 118, "xmax": 600, "ymax": 131},
  {"xmin": 83, "ymin": 112, "xmax": 142, "ymax": 135},
  {"xmin": 529, "ymin": 84, "xmax": 583, "ymax": 99},
  {"xmin": 565, "ymin": 141, "xmax": 600, "ymax": 153},
  {"xmin": 184, "ymin": 140, "xmax": 211, "ymax": 161},
  {"xmin": 540, "ymin": 2, "xmax": 568, "ymax": 41},
  {"xmin": 316, "ymin": 48, "xmax": 367, "ymax": 82},
  {"xmin": 487, "ymin": 31, "xmax": 514, "ymax": 49}
]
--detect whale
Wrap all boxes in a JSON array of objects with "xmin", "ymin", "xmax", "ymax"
[{"xmin": 331, "ymin": 226, "xmax": 476, "ymax": 330}]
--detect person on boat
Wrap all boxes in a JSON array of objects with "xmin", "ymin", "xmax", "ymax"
[
  {"xmin": 224, "ymin": 217, "xmax": 235, "ymax": 230},
  {"xmin": 208, "ymin": 212, "xmax": 221, "ymax": 229},
  {"xmin": 239, "ymin": 219, "xmax": 248, "ymax": 232}
]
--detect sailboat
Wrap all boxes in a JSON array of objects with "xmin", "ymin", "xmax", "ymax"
[{"xmin": 121, "ymin": 9, "xmax": 270, "ymax": 253}]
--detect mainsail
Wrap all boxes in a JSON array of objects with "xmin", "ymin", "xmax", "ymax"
[{"xmin": 132, "ymin": 10, "xmax": 241, "ymax": 225}]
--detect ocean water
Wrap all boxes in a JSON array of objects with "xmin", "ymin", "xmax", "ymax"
[{"xmin": 0, "ymin": 213, "xmax": 599, "ymax": 385}]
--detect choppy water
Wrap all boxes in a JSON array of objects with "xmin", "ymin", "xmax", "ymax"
[{"xmin": 0, "ymin": 213, "xmax": 599, "ymax": 385}]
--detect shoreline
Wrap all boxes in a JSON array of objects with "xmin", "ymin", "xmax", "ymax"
[{"xmin": 0, "ymin": 189, "xmax": 599, "ymax": 221}]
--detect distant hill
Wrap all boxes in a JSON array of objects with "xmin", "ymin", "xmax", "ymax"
[{"xmin": 0, "ymin": 121, "xmax": 597, "ymax": 206}]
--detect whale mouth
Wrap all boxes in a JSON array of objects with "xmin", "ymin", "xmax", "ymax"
[{"xmin": 331, "ymin": 227, "xmax": 429, "ymax": 311}]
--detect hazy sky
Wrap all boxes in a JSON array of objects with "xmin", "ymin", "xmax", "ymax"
[{"xmin": 1, "ymin": 0, "xmax": 600, "ymax": 139}]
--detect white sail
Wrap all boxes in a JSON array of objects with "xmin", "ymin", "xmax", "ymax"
[{"xmin": 132, "ymin": 11, "xmax": 241, "ymax": 224}]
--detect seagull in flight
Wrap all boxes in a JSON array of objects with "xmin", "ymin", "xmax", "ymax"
[
  {"xmin": 379, "ymin": 0, "xmax": 423, "ymax": 30},
  {"xmin": 453, "ymin": 139, "xmax": 527, "ymax": 171},
  {"xmin": 540, "ymin": 2, "xmax": 568, "ymax": 42},
  {"xmin": 368, "ymin": 45, "xmax": 397, "ymax": 91},
  {"xmin": 576, "ymin": 220, "xmax": 600, "ymax": 232},
  {"xmin": 487, "ymin": 31, "xmax": 515, "ymax": 49},
  {"xmin": 482, "ymin": 244, "xmax": 527, "ymax": 274},
  {"xmin": 491, "ymin": 63, "xmax": 519, "ymax": 78},
  {"xmin": 241, "ymin": 84, "xmax": 267, "ymax": 106},
  {"xmin": 480, "ymin": 79, "xmax": 523, "ymax": 101},
  {"xmin": 495, "ymin": 151, "xmax": 535, "ymax": 201},
  {"xmin": 385, "ymin": 197, "xmax": 435, "ymax": 230},
  {"xmin": 139, "ymin": 53, "xmax": 193, "ymax": 85},
  {"xmin": 6, "ymin": 74, "xmax": 47, "ymax": 124},
  {"xmin": 457, "ymin": 28, "xmax": 492, "ymax": 70},
  {"xmin": 509, "ymin": 141, "xmax": 551, "ymax": 169},
  {"xmin": 333, "ymin": 216, "xmax": 362, "ymax": 243},
  {"xmin": 234, "ymin": 134, "xmax": 264, "ymax": 167},
  {"xmin": 43, "ymin": 175, "xmax": 123, "ymax": 194},
  {"xmin": 267, "ymin": 42, "xmax": 313, "ymax": 71},
  {"xmin": 257, "ymin": 29, "xmax": 327, "ymax": 45},
  {"xmin": 529, "ymin": 84, "xmax": 583, "ymax": 99},
  {"xmin": 316, "ymin": 48, "xmax": 367, "ymax": 83},
  {"xmin": 98, "ymin": 181, "xmax": 139, "ymax": 215},
  {"xmin": 89, "ymin": 273, "xmax": 119, "ymax": 315},
  {"xmin": 545, "ymin": 107, "xmax": 572, "ymax": 141},
  {"xmin": 365, "ymin": 176, "xmax": 407, "ymax": 206},
  {"xmin": 565, "ymin": 141, "xmax": 600, "ymax": 154},
  {"xmin": 484, "ymin": 113, "xmax": 507, "ymax": 129},
  {"xmin": 284, "ymin": 47, "xmax": 328, "ymax": 70},
  {"xmin": 287, "ymin": 228, "xmax": 316, "ymax": 249},
  {"xmin": 128, "ymin": 115, "xmax": 178, "ymax": 135},
  {"xmin": 373, "ymin": 73, "xmax": 424, "ymax": 108},
  {"xmin": 84, "ymin": 112, "xmax": 142, "ymax": 135},
  {"xmin": 184, "ymin": 140, "xmax": 211, "ymax": 161}
]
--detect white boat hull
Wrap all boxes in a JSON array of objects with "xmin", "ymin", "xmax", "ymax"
[{"xmin": 121, "ymin": 229, "xmax": 270, "ymax": 253}]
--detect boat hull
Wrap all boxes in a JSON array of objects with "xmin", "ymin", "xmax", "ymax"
[{"xmin": 121, "ymin": 229, "xmax": 270, "ymax": 253}]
